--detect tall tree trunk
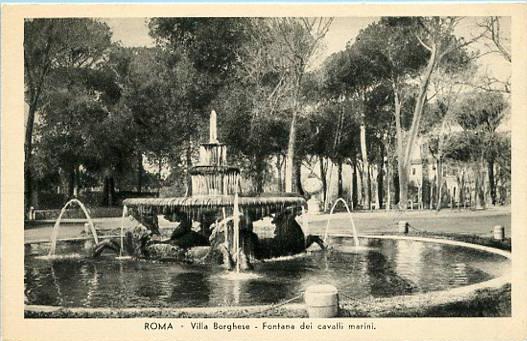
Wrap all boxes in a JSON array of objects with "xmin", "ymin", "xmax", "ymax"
[
  {"xmin": 430, "ymin": 176, "xmax": 436, "ymax": 210},
  {"xmin": 459, "ymin": 169, "xmax": 465, "ymax": 207},
  {"xmin": 276, "ymin": 154, "xmax": 283, "ymax": 192},
  {"xmin": 102, "ymin": 172, "xmax": 115, "ymax": 207},
  {"xmin": 393, "ymin": 166, "xmax": 400, "ymax": 205},
  {"xmin": 418, "ymin": 182, "xmax": 423, "ymax": 210},
  {"xmin": 285, "ymin": 112, "xmax": 297, "ymax": 193},
  {"xmin": 24, "ymin": 103, "xmax": 37, "ymax": 213},
  {"xmin": 102, "ymin": 176, "xmax": 108, "ymax": 206},
  {"xmin": 393, "ymin": 86, "xmax": 406, "ymax": 210},
  {"xmin": 294, "ymin": 157, "xmax": 304, "ymax": 196},
  {"xmin": 337, "ymin": 160, "xmax": 343, "ymax": 198},
  {"xmin": 474, "ymin": 173, "xmax": 481, "ymax": 209},
  {"xmin": 352, "ymin": 162, "xmax": 358, "ymax": 209},
  {"xmin": 396, "ymin": 144, "xmax": 407, "ymax": 209},
  {"xmin": 483, "ymin": 163, "xmax": 489, "ymax": 206},
  {"xmin": 109, "ymin": 177, "xmax": 115, "ymax": 206},
  {"xmin": 186, "ymin": 142, "xmax": 193, "ymax": 197},
  {"xmin": 359, "ymin": 120, "xmax": 370, "ymax": 209},
  {"xmin": 30, "ymin": 182, "xmax": 39, "ymax": 210},
  {"xmin": 324, "ymin": 162, "xmax": 332, "ymax": 212},
  {"xmin": 320, "ymin": 156, "xmax": 328, "ymax": 205},
  {"xmin": 475, "ymin": 161, "xmax": 486, "ymax": 209},
  {"xmin": 403, "ymin": 45, "xmax": 437, "ymax": 171},
  {"xmin": 436, "ymin": 158, "xmax": 443, "ymax": 211},
  {"xmin": 254, "ymin": 154, "xmax": 266, "ymax": 194},
  {"xmin": 24, "ymin": 167, "xmax": 32, "ymax": 214},
  {"xmin": 488, "ymin": 159, "xmax": 496, "ymax": 205},
  {"xmin": 394, "ymin": 83, "xmax": 407, "ymax": 210},
  {"xmin": 377, "ymin": 167, "xmax": 383, "ymax": 210},
  {"xmin": 398, "ymin": 163, "xmax": 408, "ymax": 210},
  {"xmin": 68, "ymin": 165, "xmax": 75, "ymax": 199},
  {"xmin": 369, "ymin": 166, "xmax": 374, "ymax": 208},
  {"xmin": 24, "ymin": 23, "xmax": 55, "ymax": 212},
  {"xmin": 157, "ymin": 158, "xmax": 162, "ymax": 197},
  {"xmin": 397, "ymin": 45, "xmax": 438, "ymax": 210},
  {"xmin": 357, "ymin": 162, "xmax": 364, "ymax": 206},
  {"xmin": 385, "ymin": 159, "xmax": 391, "ymax": 211},
  {"xmin": 377, "ymin": 143, "xmax": 385, "ymax": 209},
  {"xmin": 137, "ymin": 152, "xmax": 143, "ymax": 193}
]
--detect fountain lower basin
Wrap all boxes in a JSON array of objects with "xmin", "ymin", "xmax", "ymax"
[{"xmin": 24, "ymin": 235, "xmax": 510, "ymax": 314}]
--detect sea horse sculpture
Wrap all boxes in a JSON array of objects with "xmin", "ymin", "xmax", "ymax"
[
  {"xmin": 205, "ymin": 208, "xmax": 326, "ymax": 270},
  {"xmin": 93, "ymin": 211, "xmax": 209, "ymax": 261},
  {"xmin": 93, "ymin": 208, "xmax": 325, "ymax": 268}
]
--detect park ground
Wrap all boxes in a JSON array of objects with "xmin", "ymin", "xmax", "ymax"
[{"xmin": 24, "ymin": 206, "xmax": 511, "ymax": 243}]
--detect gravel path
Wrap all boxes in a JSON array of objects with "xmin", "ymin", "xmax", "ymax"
[{"xmin": 24, "ymin": 207, "xmax": 511, "ymax": 243}]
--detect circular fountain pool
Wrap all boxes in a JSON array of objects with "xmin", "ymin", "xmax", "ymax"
[{"xmin": 24, "ymin": 236, "xmax": 510, "ymax": 309}]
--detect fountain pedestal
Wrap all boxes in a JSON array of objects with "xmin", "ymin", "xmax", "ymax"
[{"xmin": 307, "ymin": 198, "xmax": 321, "ymax": 215}]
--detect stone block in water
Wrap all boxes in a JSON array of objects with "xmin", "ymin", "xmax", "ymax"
[
  {"xmin": 187, "ymin": 246, "xmax": 211, "ymax": 260},
  {"xmin": 304, "ymin": 284, "xmax": 339, "ymax": 318},
  {"xmin": 145, "ymin": 243, "xmax": 187, "ymax": 261}
]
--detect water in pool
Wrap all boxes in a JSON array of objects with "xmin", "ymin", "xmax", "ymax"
[{"xmin": 24, "ymin": 237, "xmax": 510, "ymax": 308}]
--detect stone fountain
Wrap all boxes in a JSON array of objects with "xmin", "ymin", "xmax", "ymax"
[{"xmin": 120, "ymin": 110, "xmax": 313, "ymax": 270}]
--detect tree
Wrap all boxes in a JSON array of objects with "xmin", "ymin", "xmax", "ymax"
[
  {"xmin": 403, "ymin": 17, "xmax": 486, "ymax": 209},
  {"xmin": 195, "ymin": 19, "xmax": 290, "ymax": 194},
  {"xmin": 423, "ymin": 65, "xmax": 475, "ymax": 210},
  {"xmin": 302, "ymin": 96, "xmax": 360, "ymax": 207},
  {"xmin": 322, "ymin": 38, "xmax": 392, "ymax": 209},
  {"xmin": 24, "ymin": 18, "xmax": 114, "ymax": 211},
  {"xmin": 107, "ymin": 47, "xmax": 145, "ymax": 193},
  {"xmin": 480, "ymin": 17, "xmax": 511, "ymax": 63},
  {"xmin": 33, "ymin": 45, "xmax": 131, "ymax": 205},
  {"xmin": 494, "ymin": 134, "xmax": 511, "ymax": 204},
  {"xmin": 352, "ymin": 17, "xmax": 480, "ymax": 209},
  {"xmin": 202, "ymin": 18, "xmax": 332, "ymax": 195},
  {"xmin": 148, "ymin": 18, "xmax": 252, "ymax": 195},
  {"xmin": 454, "ymin": 91, "xmax": 509, "ymax": 207},
  {"xmin": 271, "ymin": 18, "xmax": 333, "ymax": 193},
  {"xmin": 117, "ymin": 46, "xmax": 198, "ymax": 196},
  {"xmin": 362, "ymin": 83, "xmax": 394, "ymax": 209},
  {"xmin": 214, "ymin": 78, "xmax": 290, "ymax": 194},
  {"xmin": 349, "ymin": 19, "xmax": 427, "ymax": 209}
]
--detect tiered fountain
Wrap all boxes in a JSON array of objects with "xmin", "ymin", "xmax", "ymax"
[{"xmin": 122, "ymin": 110, "xmax": 306, "ymax": 269}]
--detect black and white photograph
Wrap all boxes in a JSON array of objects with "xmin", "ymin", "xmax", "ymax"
[
  {"xmin": 2, "ymin": 4, "xmax": 527, "ymax": 340},
  {"xmin": 21, "ymin": 14, "xmax": 514, "ymax": 318}
]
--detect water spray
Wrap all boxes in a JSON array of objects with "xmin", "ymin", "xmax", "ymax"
[
  {"xmin": 48, "ymin": 199, "xmax": 98, "ymax": 256},
  {"xmin": 323, "ymin": 198, "xmax": 359, "ymax": 248}
]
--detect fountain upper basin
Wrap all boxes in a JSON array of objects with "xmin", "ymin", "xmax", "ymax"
[{"xmin": 123, "ymin": 194, "xmax": 306, "ymax": 221}]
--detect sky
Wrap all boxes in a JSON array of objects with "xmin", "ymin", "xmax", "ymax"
[
  {"xmin": 102, "ymin": 17, "xmax": 510, "ymax": 81},
  {"xmin": 103, "ymin": 17, "xmax": 379, "ymax": 53},
  {"xmin": 104, "ymin": 18, "xmax": 153, "ymax": 47}
]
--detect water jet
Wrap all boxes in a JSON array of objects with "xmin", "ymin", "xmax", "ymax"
[{"xmin": 48, "ymin": 199, "xmax": 98, "ymax": 256}]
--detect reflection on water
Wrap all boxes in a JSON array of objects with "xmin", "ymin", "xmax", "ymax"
[
  {"xmin": 24, "ymin": 238, "xmax": 510, "ymax": 308},
  {"xmin": 394, "ymin": 240, "xmax": 427, "ymax": 290}
]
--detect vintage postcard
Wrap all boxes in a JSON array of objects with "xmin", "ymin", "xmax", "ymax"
[{"xmin": 2, "ymin": 3, "xmax": 527, "ymax": 341}]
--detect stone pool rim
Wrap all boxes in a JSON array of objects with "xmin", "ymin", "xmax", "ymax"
[{"xmin": 24, "ymin": 234, "xmax": 511, "ymax": 317}]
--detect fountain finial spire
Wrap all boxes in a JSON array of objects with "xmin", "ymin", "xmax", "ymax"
[{"xmin": 210, "ymin": 110, "xmax": 218, "ymax": 143}]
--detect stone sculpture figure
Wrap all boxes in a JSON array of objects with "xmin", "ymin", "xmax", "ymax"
[{"xmin": 93, "ymin": 208, "xmax": 325, "ymax": 269}]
